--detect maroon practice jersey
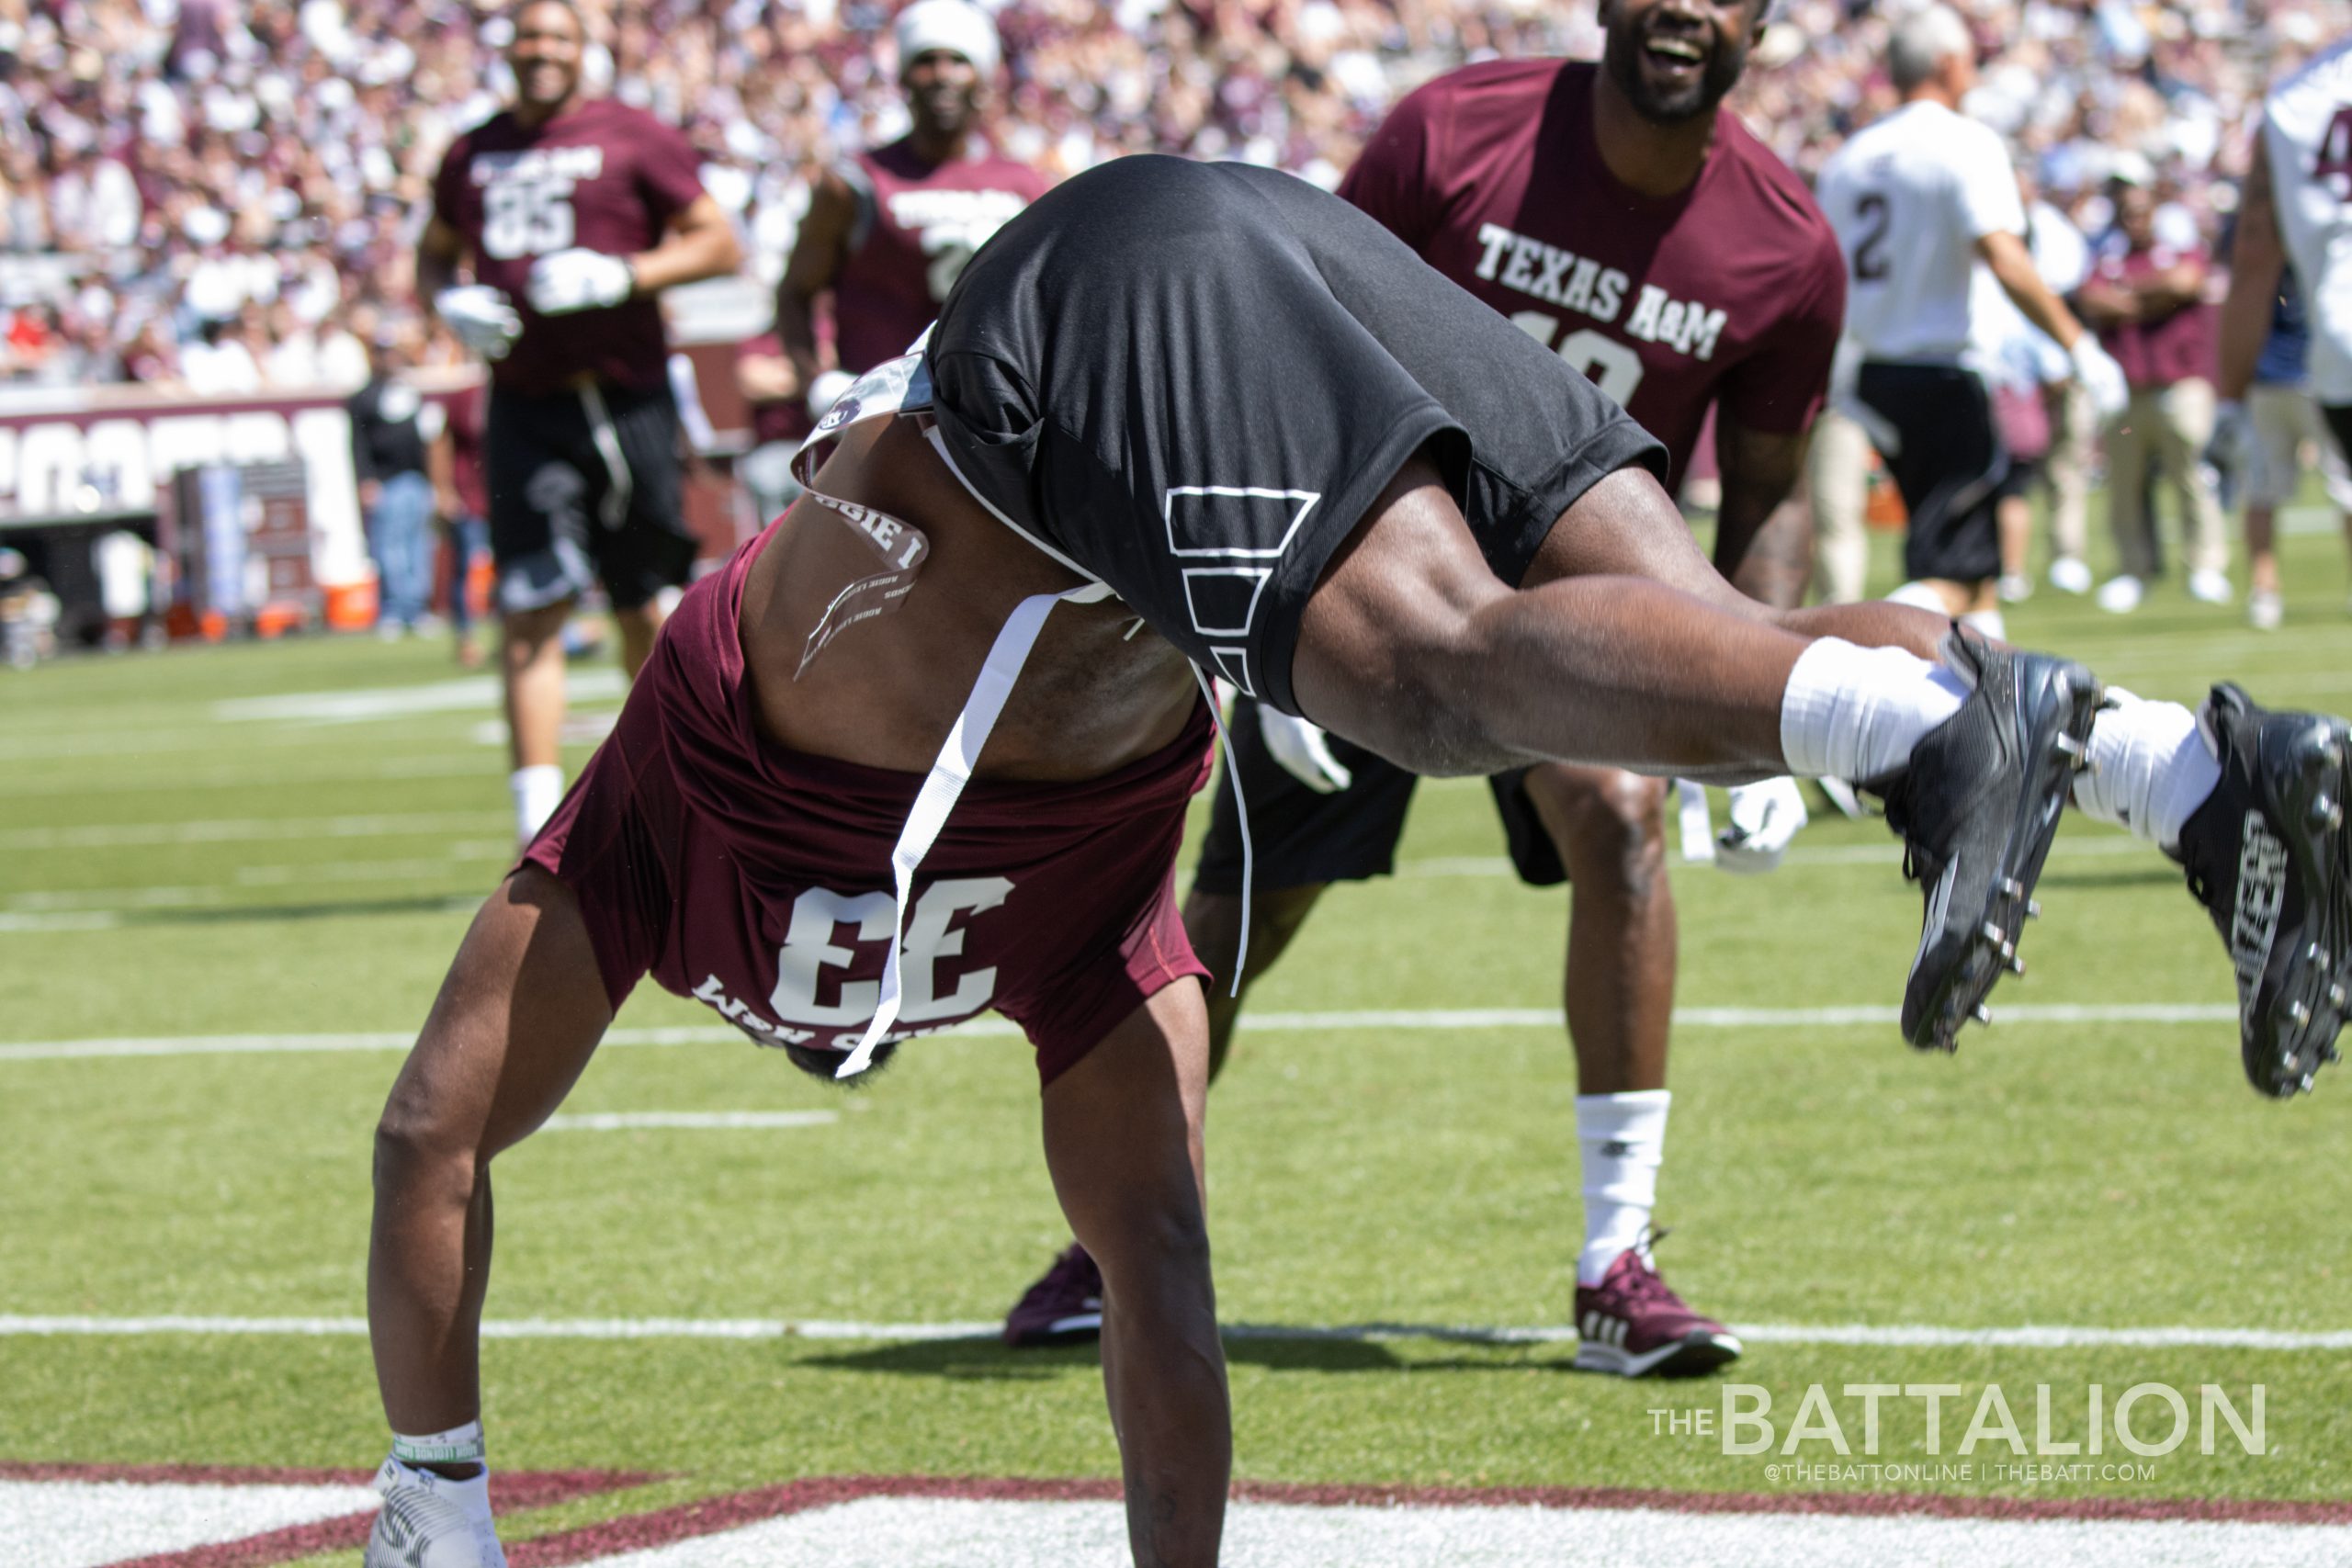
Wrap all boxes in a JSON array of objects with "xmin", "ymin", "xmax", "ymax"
[
  {"xmin": 523, "ymin": 519, "xmax": 1215, "ymax": 1085},
  {"xmin": 833, "ymin": 136, "xmax": 1048, "ymax": 375},
  {"xmin": 1340, "ymin": 59, "xmax": 1844, "ymax": 488},
  {"xmin": 433, "ymin": 98, "xmax": 707, "ymax": 397}
]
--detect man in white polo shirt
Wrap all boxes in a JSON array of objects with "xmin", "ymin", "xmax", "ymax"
[{"xmin": 1816, "ymin": 5, "xmax": 2125, "ymax": 638}]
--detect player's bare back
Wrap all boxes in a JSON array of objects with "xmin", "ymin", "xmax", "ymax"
[{"xmin": 743, "ymin": 414, "xmax": 1202, "ymax": 779}]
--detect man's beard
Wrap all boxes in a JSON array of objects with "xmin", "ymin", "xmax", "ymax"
[{"xmin": 1603, "ymin": 21, "xmax": 1749, "ymax": 125}]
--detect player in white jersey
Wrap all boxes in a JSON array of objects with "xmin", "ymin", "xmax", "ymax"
[
  {"xmin": 1815, "ymin": 6, "xmax": 2125, "ymax": 637},
  {"xmin": 2221, "ymin": 33, "xmax": 2352, "ymax": 624}
]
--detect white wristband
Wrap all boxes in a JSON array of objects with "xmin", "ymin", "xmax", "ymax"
[{"xmin": 391, "ymin": 1418, "xmax": 486, "ymax": 1468}]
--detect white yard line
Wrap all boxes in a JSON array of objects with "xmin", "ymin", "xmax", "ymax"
[
  {"xmin": 0, "ymin": 1314, "xmax": 2342, "ymax": 1351},
  {"xmin": 0, "ymin": 1003, "xmax": 2241, "ymax": 1064},
  {"xmin": 542, "ymin": 1111, "xmax": 840, "ymax": 1132}
]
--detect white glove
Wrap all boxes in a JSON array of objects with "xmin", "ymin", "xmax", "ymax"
[
  {"xmin": 366, "ymin": 1456, "xmax": 507, "ymax": 1568},
  {"xmin": 434, "ymin": 286, "xmax": 522, "ymax": 361},
  {"xmin": 526, "ymin": 247, "xmax": 635, "ymax": 315},
  {"xmin": 2069, "ymin": 333, "xmax": 2129, "ymax": 420},
  {"xmin": 1714, "ymin": 775, "xmax": 1808, "ymax": 874},
  {"xmin": 1256, "ymin": 705, "xmax": 1352, "ymax": 794}
]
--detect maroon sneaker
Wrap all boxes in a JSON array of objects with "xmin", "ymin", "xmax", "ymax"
[
  {"xmin": 1573, "ymin": 1242, "xmax": 1742, "ymax": 1377},
  {"xmin": 1001, "ymin": 1243, "xmax": 1104, "ymax": 1348}
]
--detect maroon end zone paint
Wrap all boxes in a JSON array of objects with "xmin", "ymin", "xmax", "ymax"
[{"xmin": 0, "ymin": 1462, "xmax": 651, "ymax": 1568}]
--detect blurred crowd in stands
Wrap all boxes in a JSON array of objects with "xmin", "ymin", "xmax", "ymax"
[{"xmin": 1, "ymin": 0, "xmax": 2350, "ymax": 390}]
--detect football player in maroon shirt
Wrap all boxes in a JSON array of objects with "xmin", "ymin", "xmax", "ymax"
[
  {"xmin": 366, "ymin": 153, "xmax": 2350, "ymax": 1568},
  {"xmin": 1006, "ymin": 0, "xmax": 1838, "ymax": 1373},
  {"xmin": 418, "ymin": 0, "xmax": 741, "ymax": 847},
  {"xmin": 774, "ymin": 0, "xmax": 1048, "ymax": 384}
]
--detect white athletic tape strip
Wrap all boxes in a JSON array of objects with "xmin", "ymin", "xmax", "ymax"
[
  {"xmin": 0, "ymin": 1314, "xmax": 2344, "ymax": 1350},
  {"xmin": 0, "ymin": 1005, "xmax": 2241, "ymax": 1062}
]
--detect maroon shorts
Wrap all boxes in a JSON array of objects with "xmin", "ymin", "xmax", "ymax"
[{"xmin": 522, "ymin": 613, "xmax": 1214, "ymax": 1086}]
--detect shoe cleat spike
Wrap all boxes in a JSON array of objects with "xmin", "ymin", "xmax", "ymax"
[
  {"xmin": 2329, "ymin": 983, "xmax": 2347, "ymax": 1010},
  {"xmin": 1973, "ymin": 1003, "xmax": 1994, "ymax": 1025},
  {"xmin": 2324, "ymin": 1043, "xmax": 2343, "ymax": 1066},
  {"xmin": 2026, "ymin": 899, "xmax": 2042, "ymax": 919},
  {"xmin": 2007, "ymin": 955, "xmax": 2027, "ymax": 976},
  {"xmin": 2312, "ymin": 795, "xmax": 2342, "ymax": 831},
  {"xmin": 2053, "ymin": 733, "xmax": 2086, "ymax": 760},
  {"xmin": 1982, "ymin": 920, "xmax": 2007, "ymax": 945},
  {"xmin": 1999, "ymin": 876, "xmax": 2027, "ymax": 898},
  {"xmin": 2000, "ymin": 941, "xmax": 2017, "ymax": 961},
  {"xmin": 2301, "ymin": 1074, "xmax": 2316, "ymax": 1095}
]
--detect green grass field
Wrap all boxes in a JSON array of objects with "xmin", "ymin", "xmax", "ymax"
[{"xmin": 5, "ymin": 514, "xmax": 2352, "ymax": 1561}]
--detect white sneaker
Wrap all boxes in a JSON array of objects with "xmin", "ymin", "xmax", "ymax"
[
  {"xmin": 2248, "ymin": 590, "xmax": 2283, "ymax": 631},
  {"xmin": 2048, "ymin": 557, "xmax": 2094, "ymax": 594},
  {"xmin": 1997, "ymin": 573, "xmax": 2033, "ymax": 604},
  {"xmin": 2095, "ymin": 574, "xmax": 2144, "ymax": 614},
  {"xmin": 2188, "ymin": 569, "xmax": 2233, "ymax": 605}
]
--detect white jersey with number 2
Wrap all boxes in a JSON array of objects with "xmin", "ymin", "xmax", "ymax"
[
  {"xmin": 1818, "ymin": 99, "xmax": 2025, "ymax": 364},
  {"xmin": 2266, "ymin": 35, "xmax": 2352, "ymax": 403}
]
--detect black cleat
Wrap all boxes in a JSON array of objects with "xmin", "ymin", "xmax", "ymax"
[
  {"xmin": 1873, "ymin": 631, "xmax": 2104, "ymax": 1054},
  {"xmin": 2174, "ymin": 684, "xmax": 2352, "ymax": 1097}
]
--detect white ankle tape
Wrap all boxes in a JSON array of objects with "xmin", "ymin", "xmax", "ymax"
[{"xmin": 391, "ymin": 1419, "xmax": 485, "ymax": 1467}]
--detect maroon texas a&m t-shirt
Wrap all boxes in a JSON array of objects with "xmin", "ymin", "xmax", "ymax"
[
  {"xmin": 1340, "ymin": 59, "xmax": 1844, "ymax": 489},
  {"xmin": 433, "ymin": 98, "xmax": 707, "ymax": 396},
  {"xmin": 834, "ymin": 136, "xmax": 1049, "ymax": 375}
]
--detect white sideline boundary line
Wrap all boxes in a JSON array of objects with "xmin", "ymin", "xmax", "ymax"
[
  {"xmin": 0, "ymin": 1004, "xmax": 2242, "ymax": 1063},
  {"xmin": 0, "ymin": 1313, "xmax": 2343, "ymax": 1351}
]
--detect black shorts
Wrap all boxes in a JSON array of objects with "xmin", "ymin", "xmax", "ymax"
[
  {"xmin": 1192, "ymin": 698, "xmax": 1566, "ymax": 894},
  {"xmin": 2324, "ymin": 403, "xmax": 2352, "ymax": 465},
  {"xmin": 1855, "ymin": 361, "xmax": 2007, "ymax": 587},
  {"xmin": 923, "ymin": 155, "xmax": 1665, "ymax": 717},
  {"xmin": 485, "ymin": 379, "xmax": 695, "ymax": 614}
]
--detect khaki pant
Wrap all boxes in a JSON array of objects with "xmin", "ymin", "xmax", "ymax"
[
  {"xmin": 2042, "ymin": 378, "xmax": 2095, "ymax": 563},
  {"xmin": 2103, "ymin": 378, "xmax": 2230, "ymax": 580},
  {"xmin": 1808, "ymin": 405, "xmax": 1873, "ymax": 604}
]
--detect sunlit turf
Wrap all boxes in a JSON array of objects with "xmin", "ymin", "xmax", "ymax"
[{"xmin": 4, "ymin": 512, "xmax": 2350, "ymax": 1555}]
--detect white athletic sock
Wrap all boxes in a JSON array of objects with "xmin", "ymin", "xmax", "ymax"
[
  {"xmin": 511, "ymin": 764, "xmax": 565, "ymax": 846},
  {"xmin": 2070, "ymin": 687, "xmax": 2219, "ymax": 852},
  {"xmin": 1577, "ymin": 1089, "xmax": 1670, "ymax": 1286},
  {"xmin": 1779, "ymin": 637, "xmax": 1971, "ymax": 784},
  {"xmin": 1885, "ymin": 580, "xmax": 1951, "ymax": 615},
  {"xmin": 1959, "ymin": 607, "xmax": 2006, "ymax": 642}
]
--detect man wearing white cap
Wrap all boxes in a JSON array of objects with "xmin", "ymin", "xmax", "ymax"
[{"xmin": 775, "ymin": 0, "xmax": 1046, "ymax": 386}]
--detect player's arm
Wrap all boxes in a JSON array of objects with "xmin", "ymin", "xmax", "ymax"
[
  {"xmin": 1710, "ymin": 417, "xmax": 1813, "ymax": 611},
  {"xmin": 416, "ymin": 213, "xmax": 469, "ymax": 310},
  {"xmin": 1040, "ymin": 985, "xmax": 1227, "ymax": 1567},
  {"xmin": 1977, "ymin": 228, "xmax": 2094, "ymax": 348},
  {"xmin": 369, "ymin": 872, "xmax": 610, "ymax": 1462},
  {"xmin": 627, "ymin": 193, "xmax": 743, "ymax": 295},
  {"xmin": 775, "ymin": 168, "xmax": 858, "ymax": 392},
  {"xmin": 2219, "ymin": 138, "xmax": 2286, "ymax": 401},
  {"xmin": 2129, "ymin": 255, "xmax": 2208, "ymax": 314}
]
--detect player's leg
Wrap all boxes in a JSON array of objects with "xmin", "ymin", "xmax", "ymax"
[
  {"xmin": 2157, "ymin": 378, "xmax": 2233, "ymax": 603},
  {"xmin": 1510, "ymin": 763, "xmax": 1740, "ymax": 1376},
  {"xmin": 1806, "ymin": 407, "xmax": 1872, "ymax": 604},
  {"xmin": 1005, "ymin": 710, "xmax": 1410, "ymax": 1346},
  {"xmin": 2098, "ymin": 391, "xmax": 2157, "ymax": 612},
  {"xmin": 1295, "ymin": 447, "xmax": 2346, "ymax": 1071},
  {"xmin": 599, "ymin": 381, "xmax": 699, "ymax": 683},
  {"xmin": 366, "ymin": 866, "xmax": 612, "ymax": 1564},
  {"xmin": 1182, "ymin": 882, "xmax": 1329, "ymax": 1081},
  {"xmin": 1040, "ymin": 978, "xmax": 1227, "ymax": 1568},
  {"xmin": 2044, "ymin": 379, "xmax": 2096, "ymax": 592},
  {"xmin": 2244, "ymin": 386, "xmax": 2301, "ymax": 629},
  {"xmin": 485, "ymin": 389, "xmax": 603, "ymax": 844}
]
